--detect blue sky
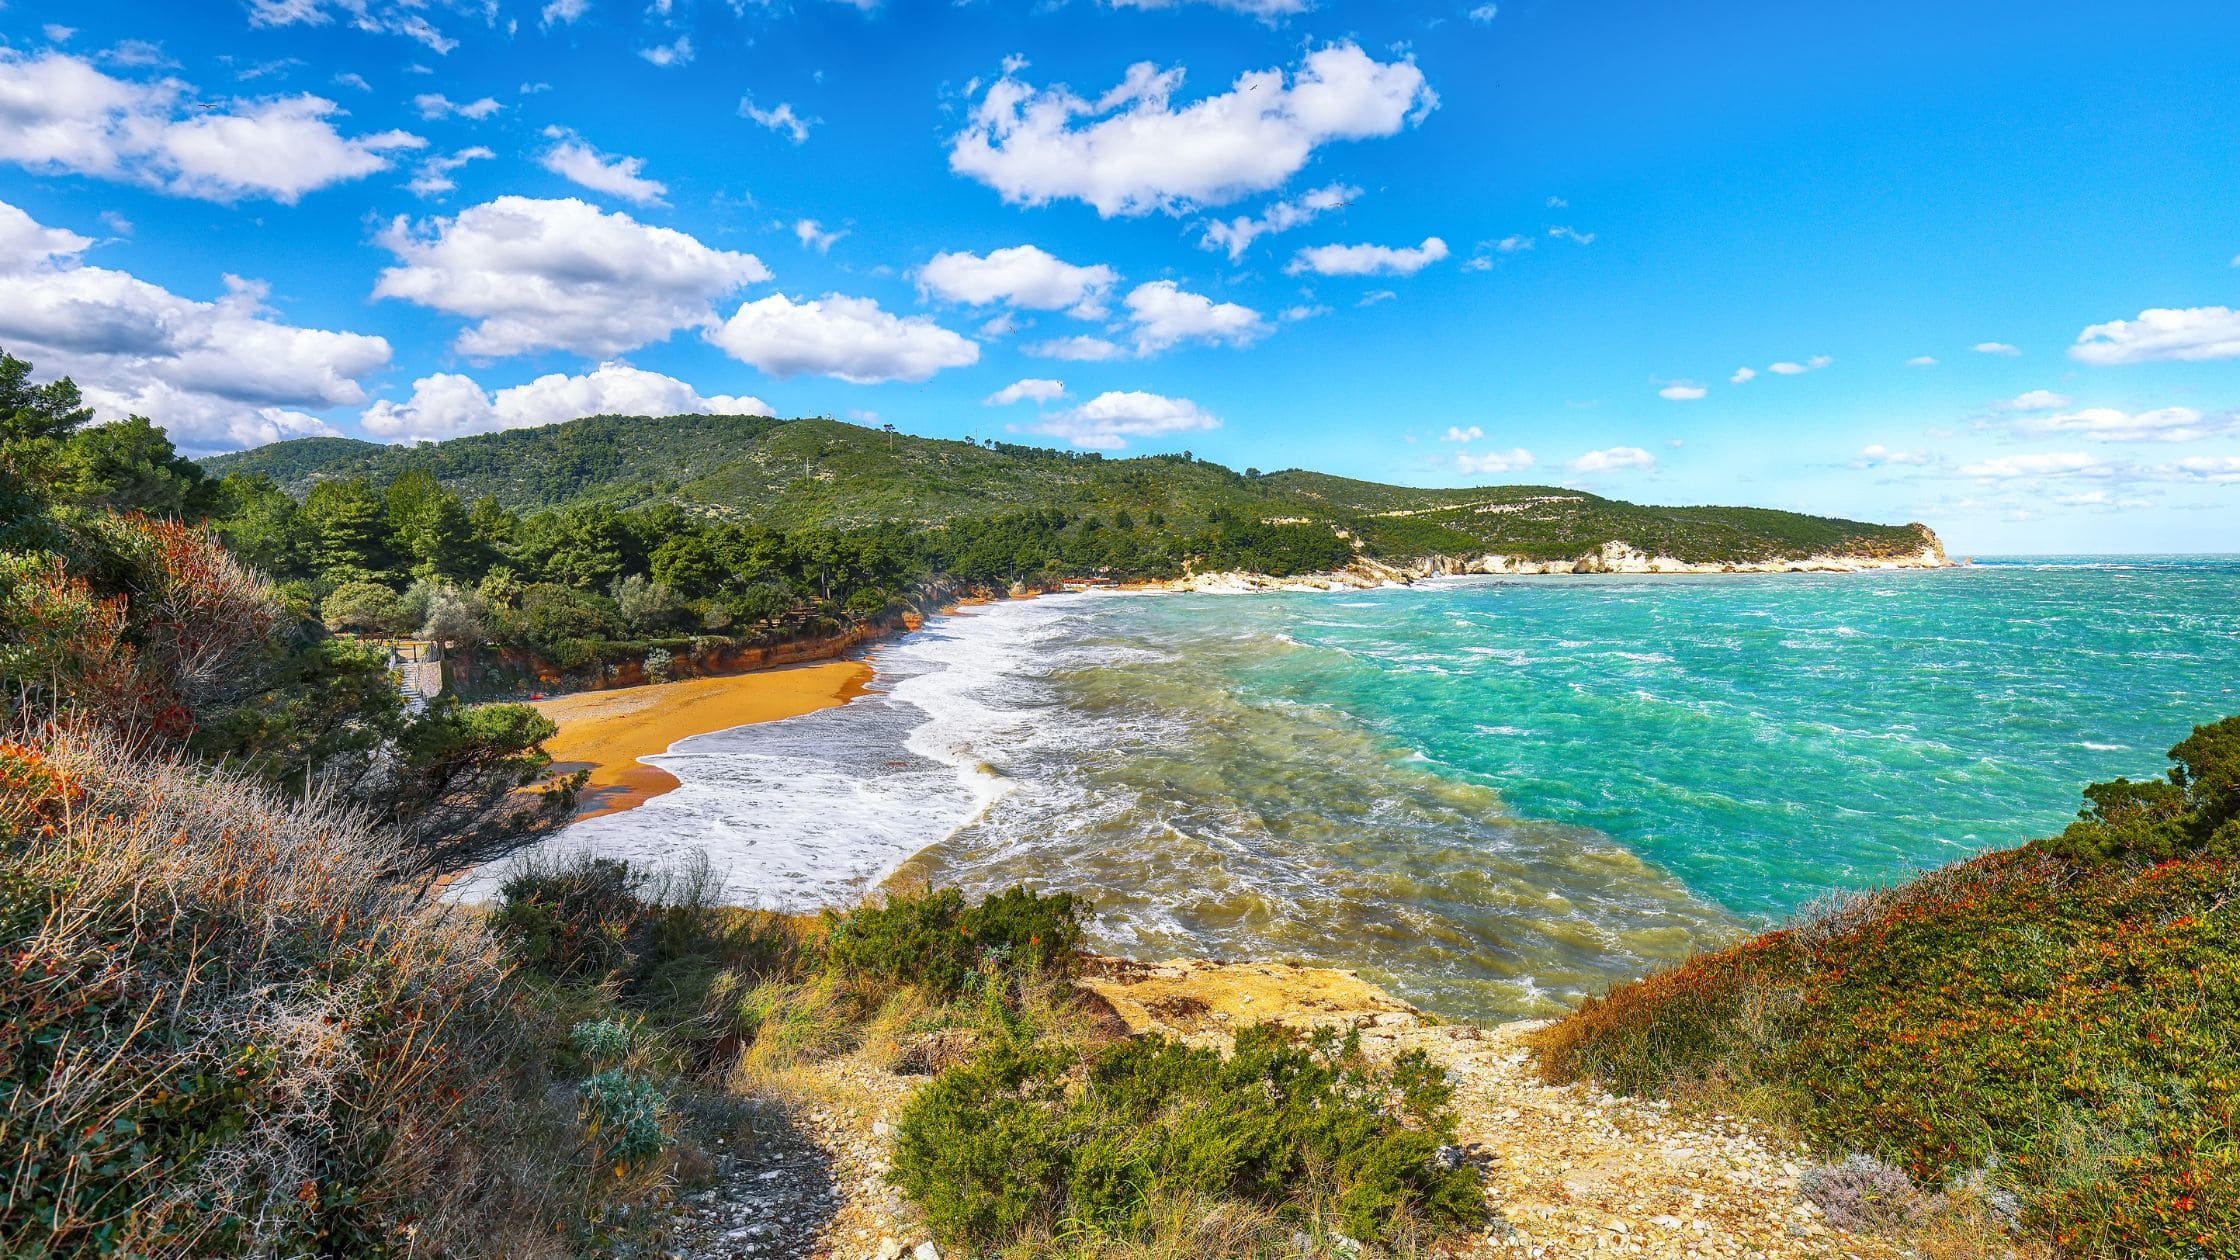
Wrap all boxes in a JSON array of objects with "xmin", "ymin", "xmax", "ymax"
[{"xmin": 1, "ymin": 0, "xmax": 2236, "ymax": 553}]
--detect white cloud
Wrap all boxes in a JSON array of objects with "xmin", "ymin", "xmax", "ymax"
[
  {"xmin": 1906, "ymin": 355, "xmax": 1939, "ymax": 367},
  {"xmin": 407, "ymin": 145, "xmax": 493, "ymax": 198},
  {"xmin": 640, "ymin": 37, "xmax": 693, "ymax": 67},
  {"xmin": 1279, "ymin": 303, "xmax": 1331, "ymax": 322},
  {"xmin": 361, "ymin": 362, "xmax": 770, "ymax": 444},
  {"xmin": 1103, "ymin": 0, "xmax": 1311, "ymax": 19},
  {"xmin": 2155, "ymin": 455, "xmax": 2240, "ymax": 483},
  {"xmin": 250, "ymin": 1, "xmax": 458, "ymax": 53},
  {"xmin": 740, "ymin": 97, "xmax": 813, "ymax": 144},
  {"xmin": 1491, "ymin": 234, "xmax": 1533, "ymax": 253},
  {"xmin": 1199, "ymin": 183, "xmax": 1357, "ymax": 261},
  {"xmin": 1286, "ymin": 235, "xmax": 1447, "ymax": 277},
  {"xmin": 1024, "ymin": 335, "xmax": 1126, "ymax": 362},
  {"xmin": 1545, "ymin": 195, "xmax": 1567, "ymax": 208},
  {"xmin": 1442, "ymin": 424, "xmax": 1483, "ymax": 442},
  {"xmin": 1766, "ymin": 354, "xmax": 1833, "ymax": 375},
  {"xmin": 1996, "ymin": 388, "xmax": 2070, "ymax": 411},
  {"xmin": 44, "ymin": 24, "xmax": 76, "ymax": 42},
  {"xmin": 2013, "ymin": 406, "xmax": 2225, "ymax": 443},
  {"xmin": 541, "ymin": 0, "xmax": 591, "ymax": 25},
  {"xmin": 708, "ymin": 292, "xmax": 979, "ymax": 383},
  {"xmin": 795, "ymin": 219, "xmax": 845, "ymax": 253},
  {"xmin": 538, "ymin": 129, "xmax": 666, "ymax": 205},
  {"xmin": 2069, "ymin": 306, "xmax": 2240, "ymax": 365},
  {"xmin": 1455, "ymin": 447, "xmax": 1533, "ymax": 475},
  {"xmin": 414, "ymin": 93, "xmax": 501, "ymax": 120},
  {"xmin": 1569, "ymin": 446, "xmax": 1655, "ymax": 473},
  {"xmin": 0, "ymin": 51, "xmax": 423, "ymax": 203},
  {"xmin": 1853, "ymin": 444, "xmax": 1928, "ymax": 468},
  {"xmin": 1357, "ymin": 289, "xmax": 1397, "ymax": 307},
  {"xmin": 1972, "ymin": 341, "xmax": 2022, "ymax": 356},
  {"xmin": 985, "ymin": 378, "xmax": 1067, "ymax": 406},
  {"xmin": 918, "ymin": 244, "xmax": 1117, "ymax": 317},
  {"xmin": 1124, "ymin": 280, "xmax": 1270, "ymax": 354},
  {"xmin": 374, "ymin": 196, "xmax": 769, "ymax": 357},
  {"xmin": 950, "ymin": 42, "xmax": 1436, "ymax": 217},
  {"xmin": 1547, "ymin": 225, "xmax": 1594, "ymax": 244},
  {"xmin": 1031, "ymin": 389, "xmax": 1219, "ymax": 450},
  {"xmin": 1729, "ymin": 366, "xmax": 1756, "ymax": 385},
  {"xmin": 334, "ymin": 72, "xmax": 372, "ymax": 91},
  {"xmin": 0, "ymin": 198, "xmax": 388, "ymax": 451},
  {"xmin": 1468, "ymin": 4, "xmax": 1499, "ymax": 23},
  {"xmin": 1957, "ymin": 452, "xmax": 2110, "ymax": 479},
  {"xmin": 1657, "ymin": 381, "xmax": 1707, "ymax": 401}
]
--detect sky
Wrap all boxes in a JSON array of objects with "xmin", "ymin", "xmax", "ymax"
[{"xmin": 1, "ymin": 0, "xmax": 2236, "ymax": 553}]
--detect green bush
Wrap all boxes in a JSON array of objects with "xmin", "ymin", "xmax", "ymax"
[
  {"xmin": 490, "ymin": 857, "xmax": 650, "ymax": 979},
  {"xmin": 2036, "ymin": 715, "xmax": 2240, "ymax": 863},
  {"xmin": 825, "ymin": 885, "xmax": 1084, "ymax": 998},
  {"xmin": 892, "ymin": 1023, "xmax": 1484, "ymax": 1251},
  {"xmin": 578, "ymin": 1068, "xmax": 669, "ymax": 1173}
]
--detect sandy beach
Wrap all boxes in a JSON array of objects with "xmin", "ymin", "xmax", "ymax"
[{"xmin": 533, "ymin": 661, "xmax": 876, "ymax": 819}]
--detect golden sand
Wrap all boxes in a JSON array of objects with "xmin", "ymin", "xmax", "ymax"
[{"xmin": 533, "ymin": 661, "xmax": 874, "ymax": 820}]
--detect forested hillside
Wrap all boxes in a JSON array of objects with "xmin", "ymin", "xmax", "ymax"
[{"xmin": 203, "ymin": 413, "xmax": 1933, "ymax": 564}]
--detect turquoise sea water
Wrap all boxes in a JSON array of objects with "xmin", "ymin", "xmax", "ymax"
[{"xmin": 490, "ymin": 557, "xmax": 2240, "ymax": 1022}]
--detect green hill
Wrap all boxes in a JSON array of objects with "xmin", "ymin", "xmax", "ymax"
[{"xmin": 203, "ymin": 415, "xmax": 1934, "ymax": 566}]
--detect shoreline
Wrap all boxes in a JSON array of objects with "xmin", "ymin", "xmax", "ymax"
[{"xmin": 533, "ymin": 660, "xmax": 875, "ymax": 820}]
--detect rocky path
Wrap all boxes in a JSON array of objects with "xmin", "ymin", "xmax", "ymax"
[{"xmin": 694, "ymin": 957, "xmax": 1910, "ymax": 1260}]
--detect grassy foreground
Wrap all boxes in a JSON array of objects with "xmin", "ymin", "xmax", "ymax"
[{"xmin": 1530, "ymin": 716, "xmax": 2240, "ymax": 1258}]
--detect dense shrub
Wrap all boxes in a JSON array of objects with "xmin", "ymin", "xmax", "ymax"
[
  {"xmin": 1534, "ymin": 716, "xmax": 2240, "ymax": 1259},
  {"xmin": 825, "ymin": 885, "xmax": 1084, "ymax": 998},
  {"xmin": 490, "ymin": 856, "xmax": 652, "ymax": 979},
  {"xmin": 892, "ymin": 1023, "xmax": 1484, "ymax": 1251},
  {"xmin": 0, "ymin": 727, "xmax": 585, "ymax": 1258},
  {"xmin": 2036, "ymin": 715, "xmax": 2240, "ymax": 863}
]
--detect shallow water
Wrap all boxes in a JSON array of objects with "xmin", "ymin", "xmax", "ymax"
[{"xmin": 473, "ymin": 557, "xmax": 2240, "ymax": 1022}]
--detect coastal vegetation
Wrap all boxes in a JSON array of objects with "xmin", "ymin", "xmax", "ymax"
[{"xmin": 1532, "ymin": 717, "xmax": 2240, "ymax": 1258}]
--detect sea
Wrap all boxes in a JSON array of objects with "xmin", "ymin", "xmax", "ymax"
[{"xmin": 473, "ymin": 557, "xmax": 2240, "ymax": 1023}]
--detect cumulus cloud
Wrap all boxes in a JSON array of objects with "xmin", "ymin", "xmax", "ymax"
[
  {"xmin": 1124, "ymin": 280, "xmax": 1269, "ymax": 354},
  {"xmin": 795, "ymin": 219, "xmax": 845, "ymax": 253},
  {"xmin": 640, "ymin": 37, "xmax": 694, "ymax": 67},
  {"xmin": 1958, "ymin": 452, "xmax": 2110, "ymax": 479},
  {"xmin": 1024, "ymin": 335, "xmax": 1126, "ymax": 361},
  {"xmin": 1657, "ymin": 381, "xmax": 1707, "ymax": 401},
  {"xmin": 1766, "ymin": 354, "xmax": 1833, "ymax": 375},
  {"xmin": 1972, "ymin": 341, "xmax": 2022, "ymax": 356},
  {"xmin": 2069, "ymin": 306, "xmax": 2240, "ymax": 365},
  {"xmin": 2155, "ymin": 455, "xmax": 2240, "ymax": 483},
  {"xmin": 414, "ymin": 93, "xmax": 500, "ymax": 120},
  {"xmin": 374, "ymin": 196, "xmax": 768, "ymax": 358},
  {"xmin": 1906, "ymin": 355, "xmax": 1939, "ymax": 367},
  {"xmin": 950, "ymin": 43, "xmax": 1435, "ymax": 217},
  {"xmin": 1729, "ymin": 366, "xmax": 1756, "ymax": 385},
  {"xmin": 1568, "ymin": 446, "xmax": 1655, "ymax": 473},
  {"xmin": 1285, "ymin": 236, "xmax": 1447, "ymax": 277},
  {"xmin": 1442, "ymin": 424, "xmax": 1483, "ymax": 442},
  {"xmin": 538, "ymin": 128, "xmax": 666, "ymax": 205},
  {"xmin": 0, "ymin": 198, "xmax": 387, "ymax": 451},
  {"xmin": 361, "ymin": 362, "xmax": 769, "ymax": 444},
  {"xmin": 918, "ymin": 245, "xmax": 1117, "ymax": 317},
  {"xmin": 1455, "ymin": 447, "xmax": 1533, "ymax": 475},
  {"xmin": 1199, "ymin": 183, "xmax": 1357, "ymax": 260},
  {"xmin": 1853, "ymin": 444, "xmax": 1928, "ymax": 468},
  {"xmin": 540, "ymin": 0, "xmax": 591, "ymax": 25},
  {"xmin": 2012, "ymin": 406, "xmax": 2227, "ymax": 443},
  {"xmin": 740, "ymin": 97, "xmax": 813, "ymax": 144},
  {"xmin": 1468, "ymin": 4, "xmax": 1499, "ymax": 22},
  {"xmin": 985, "ymin": 377, "xmax": 1068, "ymax": 406},
  {"xmin": 0, "ymin": 51, "xmax": 423, "ymax": 203},
  {"xmin": 407, "ymin": 145, "xmax": 493, "ymax": 198},
  {"xmin": 707, "ymin": 292, "xmax": 979, "ymax": 383},
  {"xmin": 1030, "ymin": 390, "xmax": 1219, "ymax": 450},
  {"xmin": 1996, "ymin": 389, "xmax": 2070, "ymax": 411},
  {"xmin": 1547, "ymin": 226, "xmax": 1595, "ymax": 245}
]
